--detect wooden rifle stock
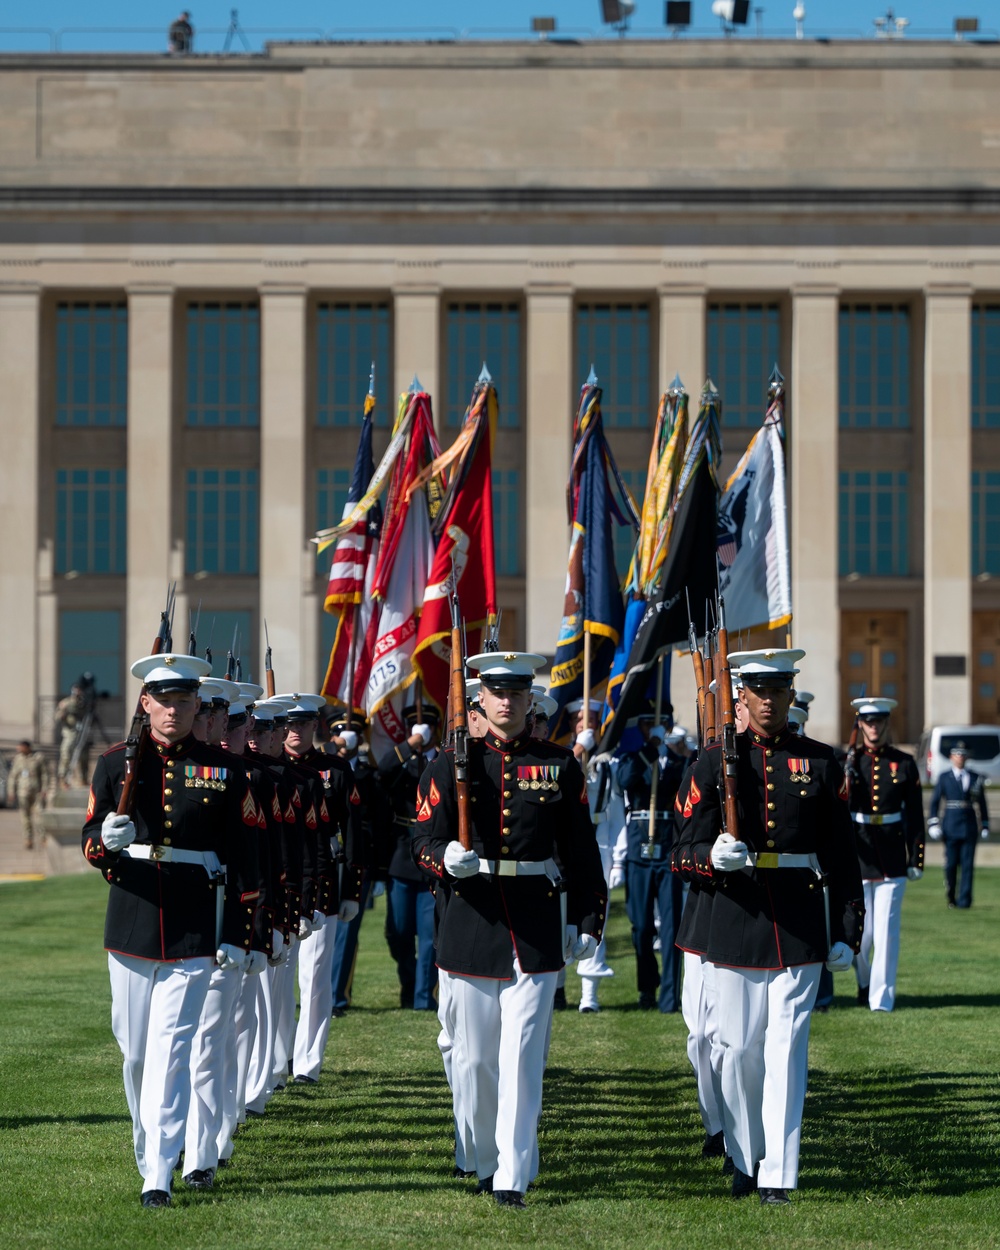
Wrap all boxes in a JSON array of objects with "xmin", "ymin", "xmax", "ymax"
[
  {"xmin": 702, "ymin": 650, "xmax": 717, "ymax": 746},
  {"xmin": 449, "ymin": 594, "xmax": 471, "ymax": 850},
  {"xmin": 715, "ymin": 617, "xmax": 741, "ymax": 842}
]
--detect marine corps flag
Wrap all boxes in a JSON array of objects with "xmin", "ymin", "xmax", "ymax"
[
  {"xmin": 321, "ymin": 373, "xmax": 382, "ymax": 718},
  {"xmin": 599, "ymin": 379, "xmax": 722, "ymax": 753},
  {"xmin": 412, "ymin": 366, "xmax": 498, "ymax": 718},
  {"xmin": 717, "ymin": 366, "xmax": 792, "ymax": 633},
  {"xmin": 548, "ymin": 371, "xmax": 639, "ymax": 746}
]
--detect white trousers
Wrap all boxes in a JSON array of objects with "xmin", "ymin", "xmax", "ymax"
[
  {"xmin": 449, "ymin": 956, "xmax": 557, "ymax": 1193},
  {"xmin": 855, "ymin": 877, "xmax": 906, "ymax": 1013},
  {"xmin": 218, "ymin": 968, "xmax": 257, "ymax": 1159},
  {"xmin": 713, "ymin": 962, "xmax": 821, "ymax": 1190},
  {"xmin": 293, "ymin": 913, "xmax": 339, "ymax": 1080},
  {"xmin": 681, "ymin": 952, "xmax": 724, "ymax": 1137},
  {"xmin": 437, "ymin": 968, "xmax": 475, "ymax": 1172},
  {"xmin": 240, "ymin": 940, "xmax": 275, "ymax": 1115},
  {"xmin": 108, "ymin": 952, "xmax": 213, "ymax": 1194},
  {"xmin": 576, "ymin": 841, "xmax": 614, "ymax": 992},
  {"xmin": 185, "ymin": 962, "xmax": 243, "ymax": 1173},
  {"xmin": 271, "ymin": 935, "xmax": 300, "ymax": 1089}
]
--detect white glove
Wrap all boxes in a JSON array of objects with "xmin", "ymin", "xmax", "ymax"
[
  {"xmin": 575, "ymin": 728, "xmax": 596, "ymax": 753},
  {"xmin": 710, "ymin": 832, "xmax": 748, "ymax": 872},
  {"xmin": 101, "ymin": 812, "xmax": 136, "ymax": 852},
  {"xmin": 312, "ymin": 909, "xmax": 325, "ymax": 925},
  {"xmin": 444, "ymin": 840, "xmax": 480, "ymax": 879},
  {"xmin": 825, "ymin": 941, "xmax": 853, "ymax": 972},
  {"xmin": 411, "ymin": 723, "xmax": 432, "ymax": 746},
  {"xmin": 648, "ymin": 725, "xmax": 666, "ymax": 743},
  {"xmin": 338, "ymin": 899, "xmax": 360, "ymax": 924},
  {"xmin": 268, "ymin": 930, "xmax": 288, "ymax": 967},
  {"xmin": 340, "ymin": 730, "xmax": 358, "ymax": 752},
  {"xmin": 216, "ymin": 943, "xmax": 248, "ymax": 972},
  {"xmin": 907, "ymin": 866, "xmax": 923, "ymax": 881},
  {"xmin": 982, "ymin": 826, "xmax": 990, "ymax": 840},
  {"xmin": 298, "ymin": 914, "xmax": 314, "ymax": 940},
  {"xmin": 608, "ymin": 864, "xmax": 625, "ymax": 890},
  {"xmin": 928, "ymin": 819, "xmax": 942, "ymax": 841},
  {"xmin": 246, "ymin": 950, "xmax": 268, "ymax": 976},
  {"xmin": 563, "ymin": 924, "xmax": 579, "ymax": 962},
  {"xmin": 571, "ymin": 932, "xmax": 598, "ymax": 961}
]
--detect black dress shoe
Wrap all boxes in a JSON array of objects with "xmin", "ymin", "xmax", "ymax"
[
  {"xmin": 856, "ymin": 985, "xmax": 870, "ymax": 1007},
  {"xmin": 293, "ymin": 1074, "xmax": 318, "ymax": 1085},
  {"xmin": 494, "ymin": 1190, "xmax": 527, "ymax": 1210},
  {"xmin": 452, "ymin": 1166, "xmax": 477, "ymax": 1179},
  {"xmin": 183, "ymin": 1168, "xmax": 215, "ymax": 1190},
  {"xmin": 331, "ymin": 1007, "xmax": 346, "ymax": 1018},
  {"xmin": 475, "ymin": 1175, "xmax": 494, "ymax": 1194},
  {"xmin": 553, "ymin": 987, "xmax": 567, "ymax": 1012},
  {"xmin": 141, "ymin": 1189, "xmax": 171, "ymax": 1208},
  {"xmin": 638, "ymin": 991, "xmax": 656, "ymax": 1010},
  {"xmin": 731, "ymin": 1165, "xmax": 758, "ymax": 1198},
  {"xmin": 702, "ymin": 1130, "xmax": 725, "ymax": 1158},
  {"xmin": 759, "ymin": 1187, "xmax": 791, "ymax": 1206},
  {"xmin": 722, "ymin": 1155, "xmax": 735, "ymax": 1175}
]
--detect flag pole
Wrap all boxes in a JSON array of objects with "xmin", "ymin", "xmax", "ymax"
[{"xmin": 582, "ymin": 627, "xmax": 592, "ymax": 765}]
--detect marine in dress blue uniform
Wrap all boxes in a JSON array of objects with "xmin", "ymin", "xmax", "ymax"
[
  {"xmin": 412, "ymin": 651, "xmax": 607, "ymax": 1209},
  {"xmin": 82, "ymin": 654, "xmax": 260, "ymax": 1208}
]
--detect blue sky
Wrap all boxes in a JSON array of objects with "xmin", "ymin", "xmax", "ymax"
[{"xmin": 1, "ymin": 2, "xmax": 987, "ymax": 52}]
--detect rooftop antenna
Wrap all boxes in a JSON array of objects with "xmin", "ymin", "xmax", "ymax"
[
  {"xmin": 793, "ymin": 3, "xmax": 805, "ymax": 39},
  {"xmin": 223, "ymin": 8, "xmax": 251, "ymax": 52}
]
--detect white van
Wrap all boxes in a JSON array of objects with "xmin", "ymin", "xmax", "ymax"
[{"xmin": 915, "ymin": 725, "xmax": 1000, "ymax": 787}]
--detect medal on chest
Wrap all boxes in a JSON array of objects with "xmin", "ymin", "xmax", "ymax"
[
  {"xmin": 787, "ymin": 757, "xmax": 811, "ymax": 785},
  {"xmin": 517, "ymin": 764, "xmax": 561, "ymax": 792}
]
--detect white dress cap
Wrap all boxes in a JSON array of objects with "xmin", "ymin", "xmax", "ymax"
[
  {"xmin": 274, "ymin": 692, "xmax": 328, "ymax": 718},
  {"xmin": 131, "ymin": 652, "xmax": 212, "ymax": 692},
  {"xmin": 850, "ymin": 696, "xmax": 898, "ymax": 716},
  {"xmin": 467, "ymin": 651, "xmax": 546, "ymax": 689},
  {"xmin": 727, "ymin": 648, "xmax": 805, "ymax": 677},
  {"xmin": 199, "ymin": 677, "xmax": 242, "ymax": 706}
]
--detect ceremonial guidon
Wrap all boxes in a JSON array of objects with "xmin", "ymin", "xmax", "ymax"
[
  {"xmin": 845, "ymin": 695, "xmax": 924, "ymax": 1011},
  {"xmin": 412, "ymin": 650, "xmax": 607, "ymax": 1210},
  {"xmin": 681, "ymin": 648, "xmax": 864, "ymax": 1207},
  {"xmin": 82, "ymin": 653, "xmax": 260, "ymax": 1208}
]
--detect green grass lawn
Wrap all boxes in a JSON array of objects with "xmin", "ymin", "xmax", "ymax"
[{"xmin": 1, "ymin": 869, "xmax": 999, "ymax": 1249}]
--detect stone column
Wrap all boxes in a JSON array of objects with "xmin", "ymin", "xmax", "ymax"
[
  {"xmin": 525, "ymin": 285, "xmax": 574, "ymax": 655},
  {"xmin": 393, "ymin": 284, "xmax": 440, "ymax": 405},
  {"xmin": 924, "ymin": 285, "xmax": 972, "ymax": 726},
  {"xmin": 658, "ymin": 284, "xmax": 706, "ymax": 399},
  {"xmin": 125, "ymin": 286, "xmax": 175, "ymax": 671},
  {"xmin": 659, "ymin": 285, "xmax": 707, "ymax": 721},
  {"xmin": 259, "ymin": 284, "xmax": 309, "ymax": 689},
  {"xmin": 790, "ymin": 286, "xmax": 840, "ymax": 745},
  {"xmin": 0, "ymin": 284, "xmax": 41, "ymax": 737}
]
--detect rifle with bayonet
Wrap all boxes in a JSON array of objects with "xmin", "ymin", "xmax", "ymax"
[
  {"xmin": 686, "ymin": 588, "xmax": 707, "ymax": 745},
  {"xmin": 702, "ymin": 625, "xmax": 717, "ymax": 748},
  {"xmin": 264, "ymin": 621, "xmax": 276, "ymax": 698},
  {"xmin": 715, "ymin": 595, "xmax": 740, "ymax": 842},
  {"xmin": 449, "ymin": 581, "xmax": 472, "ymax": 851},
  {"xmin": 116, "ymin": 584, "xmax": 176, "ymax": 818},
  {"xmin": 844, "ymin": 682, "xmax": 865, "ymax": 799}
]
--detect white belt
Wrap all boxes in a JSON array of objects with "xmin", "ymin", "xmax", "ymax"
[
  {"xmin": 121, "ymin": 844, "xmax": 223, "ymax": 874},
  {"xmin": 477, "ymin": 857, "xmax": 558, "ymax": 879},
  {"xmin": 746, "ymin": 850, "xmax": 821, "ymax": 871},
  {"xmin": 852, "ymin": 812, "xmax": 902, "ymax": 826}
]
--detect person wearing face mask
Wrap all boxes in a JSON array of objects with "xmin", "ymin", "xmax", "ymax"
[
  {"xmin": 681, "ymin": 648, "xmax": 864, "ymax": 1208},
  {"xmin": 412, "ymin": 650, "xmax": 607, "ymax": 1210},
  {"xmin": 928, "ymin": 741, "xmax": 990, "ymax": 910},
  {"xmin": 844, "ymin": 696, "xmax": 924, "ymax": 1010}
]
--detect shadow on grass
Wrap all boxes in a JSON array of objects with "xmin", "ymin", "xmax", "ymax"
[
  {"xmin": 0, "ymin": 1112, "xmax": 130, "ymax": 1130},
  {"xmin": 893, "ymin": 993, "xmax": 1000, "ymax": 1009},
  {"xmin": 222, "ymin": 1062, "xmax": 1000, "ymax": 1203}
]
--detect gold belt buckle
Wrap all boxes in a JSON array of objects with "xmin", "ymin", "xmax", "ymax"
[
  {"xmin": 151, "ymin": 845, "xmax": 166, "ymax": 861},
  {"xmin": 756, "ymin": 852, "xmax": 779, "ymax": 869},
  {"xmin": 497, "ymin": 860, "xmax": 517, "ymax": 877}
]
